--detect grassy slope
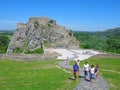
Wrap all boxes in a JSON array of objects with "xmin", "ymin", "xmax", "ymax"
[
  {"xmin": 0, "ymin": 60, "xmax": 79, "ymax": 90},
  {"xmin": 70, "ymin": 57, "xmax": 120, "ymax": 90}
]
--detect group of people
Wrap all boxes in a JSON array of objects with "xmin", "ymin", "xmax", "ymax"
[
  {"xmin": 73, "ymin": 60, "xmax": 99, "ymax": 81},
  {"xmin": 84, "ymin": 61, "xmax": 99, "ymax": 81}
]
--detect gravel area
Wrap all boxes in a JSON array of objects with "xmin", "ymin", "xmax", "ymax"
[
  {"xmin": 74, "ymin": 68, "xmax": 109, "ymax": 90},
  {"xmin": 55, "ymin": 49, "xmax": 110, "ymax": 90}
]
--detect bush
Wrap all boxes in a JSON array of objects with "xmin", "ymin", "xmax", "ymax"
[
  {"xmin": 14, "ymin": 47, "xmax": 23, "ymax": 53},
  {"xmin": 25, "ymin": 48, "xmax": 44, "ymax": 54},
  {"xmin": 0, "ymin": 35, "xmax": 10, "ymax": 53}
]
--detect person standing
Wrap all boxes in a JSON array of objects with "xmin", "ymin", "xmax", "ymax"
[
  {"xmin": 73, "ymin": 61, "xmax": 79, "ymax": 80},
  {"xmin": 76, "ymin": 59, "xmax": 80, "ymax": 74},
  {"xmin": 76, "ymin": 59, "xmax": 80, "ymax": 67},
  {"xmin": 95, "ymin": 64, "xmax": 99, "ymax": 80},
  {"xmin": 84, "ymin": 61, "xmax": 89, "ymax": 79},
  {"xmin": 65, "ymin": 57, "xmax": 69, "ymax": 65},
  {"xmin": 89, "ymin": 65, "xmax": 95, "ymax": 81}
]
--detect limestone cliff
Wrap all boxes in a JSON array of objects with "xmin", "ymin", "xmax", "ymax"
[{"xmin": 7, "ymin": 17, "xmax": 79, "ymax": 53}]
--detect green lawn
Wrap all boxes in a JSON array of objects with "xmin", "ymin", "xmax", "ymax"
[
  {"xmin": 0, "ymin": 60, "xmax": 79, "ymax": 90},
  {"xmin": 70, "ymin": 57, "xmax": 120, "ymax": 90}
]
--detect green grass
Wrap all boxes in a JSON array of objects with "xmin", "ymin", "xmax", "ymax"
[
  {"xmin": 25, "ymin": 48, "xmax": 44, "ymax": 54},
  {"xmin": 0, "ymin": 59, "xmax": 79, "ymax": 90},
  {"xmin": 101, "ymin": 71, "xmax": 120, "ymax": 90},
  {"xmin": 70, "ymin": 57, "xmax": 120, "ymax": 90},
  {"xmin": 44, "ymin": 41, "xmax": 52, "ymax": 47}
]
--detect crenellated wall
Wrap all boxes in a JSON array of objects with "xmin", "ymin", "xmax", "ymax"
[{"xmin": 17, "ymin": 23, "xmax": 27, "ymax": 28}]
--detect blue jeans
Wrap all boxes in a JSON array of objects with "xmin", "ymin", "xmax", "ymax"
[
  {"xmin": 90, "ymin": 73, "xmax": 94, "ymax": 79},
  {"xmin": 84, "ymin": 71, "xmax": 88, "ymax": 76}
]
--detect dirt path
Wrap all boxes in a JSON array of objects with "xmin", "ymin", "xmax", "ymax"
[
  {"xmin": 101, "ymin": 69, "xmax": 120, "ymax": 74},
  {"xmin": 58, "ymin": 49, "xmax": 109, "ymax": 90}
]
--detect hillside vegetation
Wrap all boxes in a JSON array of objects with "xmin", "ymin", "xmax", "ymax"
[
  {"xmin": 74, "ymin": 28, "xmax": 120, "ymax": 54},
  {"xmin": 0, "ymin": 27, "xmax": 120, "ymax": 54},
  {"xmin": 0, "ymin": 31, "xmax": 13, "ymax": 53}
]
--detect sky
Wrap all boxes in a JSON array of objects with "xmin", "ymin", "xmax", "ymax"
[{"xmin": 0, "ymin": 0, "xmax": 120, "ymax": 31}]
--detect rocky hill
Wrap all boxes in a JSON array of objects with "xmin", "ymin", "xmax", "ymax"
[
  {"xmin": 7, "ymin": 17, "xmax": 79, "ymax": 53},
  {"xmin": 104, "ymin": 27, "xmax": 120, "ymax": 37}
]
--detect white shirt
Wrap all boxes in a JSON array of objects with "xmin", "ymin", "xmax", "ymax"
[
  {"xmin": 77, "ymin": 61, "xmax": 80, "ymax": 66},
  {"xmin": 90, "ymin": 67, "xmax": 95, "ymax": 74},
  {"xmin": 84, "ymin": 64, "xmax": 89, "ymax": 71}
]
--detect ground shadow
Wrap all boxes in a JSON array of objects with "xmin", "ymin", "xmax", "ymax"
[
  {"xmin": 79, "ymin": 75, "xmax": 91, "ymax": 82},
  {"xmin": 68, "ymin": 77, "xmax": 76, "ymax": 80},
  {"xmin": 84, "ymin": 78, "xmax": 90, "ymax": 82},
  {"xmin": 79, "ymin": 75, "xmax": 85, "ymax": 78}
]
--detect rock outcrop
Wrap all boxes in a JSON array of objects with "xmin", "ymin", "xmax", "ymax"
[{"xmin": 7, "ymin": 17, "xmax": 79, "ymax": 53}]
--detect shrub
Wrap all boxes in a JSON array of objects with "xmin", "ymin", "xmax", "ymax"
[
  {"xmin": 25, "ymin": 48, "xmax": 44, "ymax": 54},
  {"xmin": 14, "ymin": 47, "xmax": 23, "ymax": 53}
]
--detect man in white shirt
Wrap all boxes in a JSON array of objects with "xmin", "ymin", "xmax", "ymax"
[{"xmin": 84, "ymin": 61, "xmax": 89, "ymax": 79}]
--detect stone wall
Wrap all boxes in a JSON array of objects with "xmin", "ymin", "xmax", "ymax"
[
  {"xmin": 0, "ymin": 53, "xmax": 58, "ymax": 61},
  {"xmin": 17, "ymin": 23, "xmax": 27, "ymax": 28}
]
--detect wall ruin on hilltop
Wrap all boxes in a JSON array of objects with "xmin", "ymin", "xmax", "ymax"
[{"xmin": 7, "ymin": 17, "xmax": 79, "ymax": 53}]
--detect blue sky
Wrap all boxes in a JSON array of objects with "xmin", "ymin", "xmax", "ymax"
[{"xmin": 0, "ymin": 0, "xmax": 120, "ymax": 31}]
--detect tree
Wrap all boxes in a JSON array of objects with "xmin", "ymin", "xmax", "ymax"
[
  {"xmin": 0, "ymin": 35, "xmax": 10, "ymax": 53},
  {"xmin": 106, "ymin": 37, "xmax": 120, "ymax": 53}
]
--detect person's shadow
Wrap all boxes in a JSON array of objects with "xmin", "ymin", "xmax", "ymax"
[
  {"xmin": 68, "ymin": 75, "xmax": 90, "ymax": 81},
  {"xmin": 68, "ymin": 75, "xmax": 84, "ymax": 81},
  {"xmin": 68, "ymin": 77, "xmax": 76, "ymax": 80},
  {"xmin": 79, "ymin": 75, "xmax": 85, "ymax": 78},
  {"xmin": 79, "ymin": 75, "xmax": 90, "ymax": 82}
]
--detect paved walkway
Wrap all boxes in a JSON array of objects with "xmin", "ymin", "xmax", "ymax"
[{"xmin": 58, "ymin": 49, "xmax": 109, "ymax": 90}]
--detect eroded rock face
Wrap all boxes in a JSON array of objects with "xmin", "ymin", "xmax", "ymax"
[{"xmin": 7, "ymin": 17, "xmax": 79, "ymax": 53}]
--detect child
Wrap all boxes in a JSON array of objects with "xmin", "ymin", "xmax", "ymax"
[{"xmin": 89, "ymin": 65, "xmax": 95, "ymax": 81}]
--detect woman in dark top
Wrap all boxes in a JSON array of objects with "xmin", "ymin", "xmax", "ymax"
[
  {"xmin": 73, "ymin": 61, "xmax": 79, "ymax": 80},
  {"xmin": 95, "ymin": 64, "xmax": 99, "ymax": 80}
]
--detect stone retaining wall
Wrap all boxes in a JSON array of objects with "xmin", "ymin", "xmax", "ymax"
[{"xmin": 0, "ymin": 53, "xmax": 58, "ymax": 61}]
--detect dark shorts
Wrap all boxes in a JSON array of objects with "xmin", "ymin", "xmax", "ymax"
[{"xmin": 74, "ymin": 70, "xmax": 78, "ymax": 72}]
